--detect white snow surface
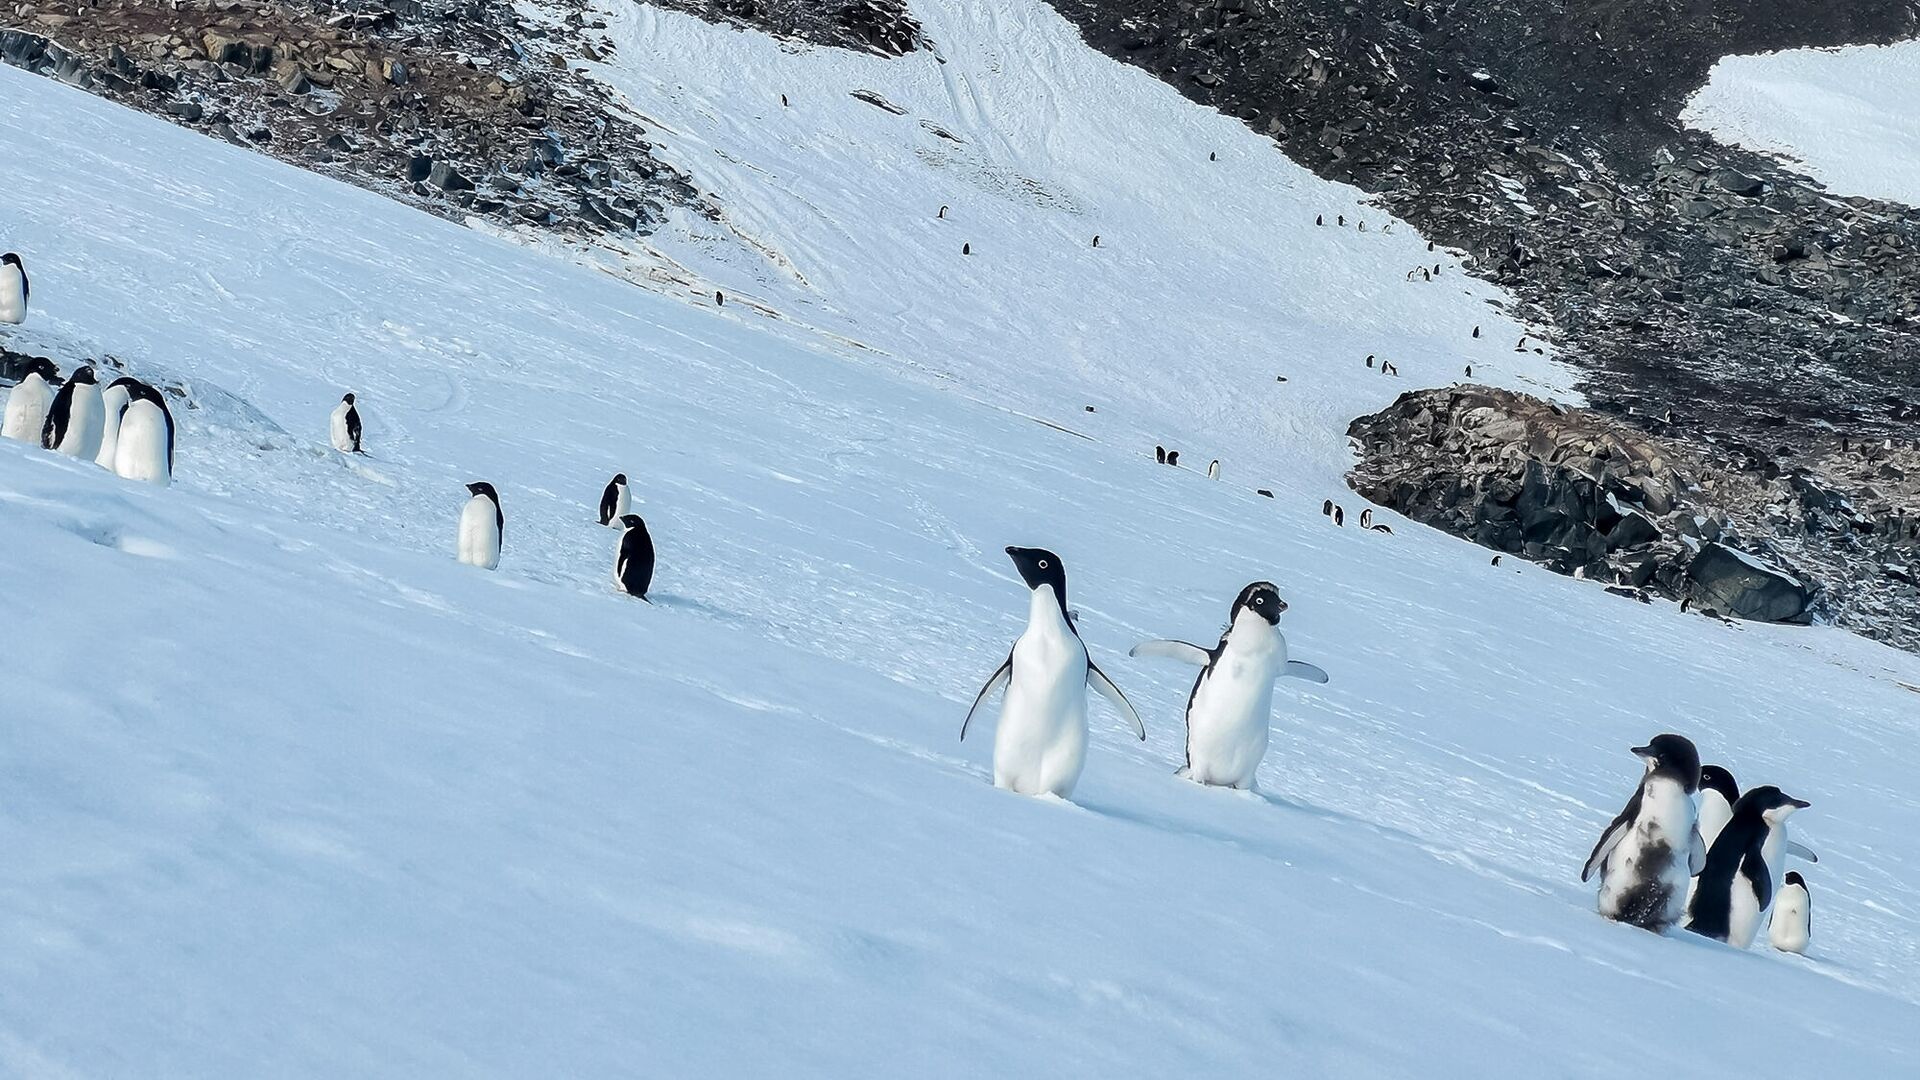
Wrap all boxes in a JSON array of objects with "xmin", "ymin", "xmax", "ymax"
[
  {"xmin": 4, "ymin": 0, "xmax": 1920, "ymax": 1071},
  {"xmin": 1684, "ymin": 39, "xmax": 1920, "ymax": 207}
]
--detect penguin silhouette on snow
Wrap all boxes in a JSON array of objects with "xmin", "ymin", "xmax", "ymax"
[
  {"xmin": 1583, "ymin": 734, "xmax": 1705, "ymax": 933},
  {"xmin": 599, "ymin": 472, "xmax": 630, "ymax": 526},
  {"xmin": 961, "ymin": 546, "xmax": 1144, "ymax": 798},
  {"xmin": 614, "ymin": 514, "xmax": 654, "ymax": 600},
  {"xmin": 458, "ymin": 482, "xmax": 504, "ymax": 570},
  {"xmin": 43, "ymin": 364, "xmax": 104, "ymax": 460},
  {"xmin": 1131, "ymin": 582, "xmax": 1328, "ymax": 790},
  {"xmin": 113, "ymin": 380, "xmax": 174, "ymax": 486},
  {"xmin": 330, "ymin": 393, "xmax": 364, "ymax": 453},
  {"xmin": 0, "ymin": 252, "xmax": 27, "ymax": 325}
]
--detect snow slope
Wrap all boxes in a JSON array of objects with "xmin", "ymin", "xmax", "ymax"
[
  {"xmin": 1684, "ymin": 40, "xmax": 1920, "ymax": 206},
  {"xmin": 3, "ymin": 4, "xmax": 1920, "ymax": 1073}
]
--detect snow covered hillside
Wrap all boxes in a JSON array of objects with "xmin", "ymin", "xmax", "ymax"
[
  {"xmin": 4, "ymin": 1, "xmax": 1920, "ymax": 1072},
  {"xmin": 1685, "ymin": 40, "xmax": 1920, "ymax": 206}
]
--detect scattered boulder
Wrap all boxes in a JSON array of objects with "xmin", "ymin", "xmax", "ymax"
[{"xmin": 1685, "ymin": 542, "xmax": 1813, "ymax": 622}]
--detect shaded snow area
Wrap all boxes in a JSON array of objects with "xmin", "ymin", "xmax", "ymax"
[
  {"xmin": 1684, "ymin": 40, "xmax": 1920, "ymax": 207},
  {"xmin": 3, "ymin": 2, "xmax": 1920, "ymax": 1073}
]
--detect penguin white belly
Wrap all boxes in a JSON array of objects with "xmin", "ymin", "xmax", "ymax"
[
  {"xmin": 458, "ymin": 498, "xmax": 501, "ymax": 569},
  {"xmin": 113, "ymin": 400, "xmax": 171, "ymax": 485},
  {"xmin": 609, "ymin": 485, "xmax": 631, "ymax": 522},
  {"xmin": 96, "ymin": 385, "xmax": 129, "ymax": 468},
  {"xmin": 3, "ymin": 376, "xmax": 50, "ymax": 442},
  {"xmin": 1770, "ymin": 890, "xmax": 1810, "ymax": 954},
  {"xmin": 1184, "ymin": 653, "xmax": 1279, "ymax": 789},
  {"xmin": 1598, "ymin": 779, "xmax": 1695, "ymax": 931},
  {"xmin": 329, "ymin": 405, "xmax": 355, "ymax": 452},
  {"xmin": 993, "ymin": 626, "xmax": 1089, "ymax": 798},
  {"xmin": 0, "ymin": 267, "xmax": 24, "ymax": 324},
  {"xmin": 1726, "ymin": 877, "xmax": 1765, "ymax": 948},
  {"xmin": 52, "ymin": 386, "xmax": 104, "ymax": 459}
]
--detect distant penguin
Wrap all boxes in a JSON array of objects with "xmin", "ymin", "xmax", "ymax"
[
  {"xmin": 113, "ymin": 381, "xmax": 174, "ymax": 485},
  {"xmin": 599, "ymin": 472, "xmax": 630, "ymax": 526},
  {"xmin": 0, "ymin": 252, "xmax": 26, "ymax": 324},
  {"xmin": 1316, "ymin": 214, "xmax": 1324, "ymax": 226},
  {"xmin": 1166, "ymin": 450, "xmax": 1180, "ymax": 467},
  {"xmin": 1131, "ymin": 582, "xmax": 1328, "ymax": 790},
  {"xmin": 1427, "ymin": 240, "xmax": 1435, "ymax": 251},
  {"xmin": 781, "ymin": 93, "xmax": 789, "ymax": 107},
  {"xmin": 938, "ymin": 205, "xmax": 948, "ymax": 219},
  {"xmin": 1207, "ymin": 459, "xmax": 1220, "ymax": 480},
  {"xmin": 95, "ymin": 376, "xmax": 132, "ymax": 468},
  {"xmin": 1583, "ymin": 734, "xmax": 1705, "ymax": 933},
  {"xmin": 1337, "ymin": 214, "xmax": 1344, "ymax": 226},
  {"xmin": 960, "ymin": 546, "xmax": 1144, "ymax": 798},
  {"xmin": 1209, "ymin": 151, "xmax": 1216, "ymax": 161},
  {"xmin": 1366, "ymin": 354, "xmax": 1374, "ymax": 368},
  {"xmin": 1491, "ymin": 556, "xmax": 1501, "ymax": 566},
  {"xmin": 1155, "ymin": 445, "xmax": 1167, "ymax": 464},
  {"xmin": 1321, "ymin": 499, "xmax": 1332, "ymax": 516},
  {"xmin": 614, "ymin": 514, "xmax": 655, "ymax": 599},
  {"xmin": 1332, "ymin": 506, "xmax": 1344, "ymax": 526},
  {"xmin": 1358, "ymin": 220, "xmax": 1366, "ymax": 231},
  {"xmin": 1360, "ymin": 508, "xmax": 1373, "ymax": 529},
  {"xmin": 716, "ymin": 290, "xmax": 725, "ymax": 306},
  {"xmin": 1686, "ymin": 786, "xmax": 1810, "ymax": 947},
  {"xmin": 458, "ymin": 482, "xmax": 503, "ymax": 570},
  {"xmin": 962, "ymin": 243, "xmax": 971, "ymax": 255},
  {"xmin": 2, "ymin": 357, "xmax": 56, "ymax": 442},
  {"xmin": 1092, "ymin": 235, "xmax": 1100, "ymax": 248},
  {"xmin": 1256, "ymin": 489, "xmax": 1274, "ymax": 498},
  {"xmin": 330, "ymin": 392, "xmax": 364, "ymax": 453},
  {"xmin": 1515, "ymin": 336, "xmax": 1527, "ymax": 350},
  {"xmin": 1472, "ymin": 325, "xmax": 1481, "ymax": 338},
  {"xmin": 1465, "ymin": 365, "xmax": 1473, "ymax": 378},
  {"xmin": 41, "ymin": 364, "xmax": 103, "ymax": 460},
  {"xmin": 1769, "ymin": 872, "xmax": 1811, "ymax": 954}
]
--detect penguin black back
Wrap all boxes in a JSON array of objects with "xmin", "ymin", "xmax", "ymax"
[
  {"xmin": 121, "ymin": 380, "xmax": 174, "ymax": 466},
  {"xmin": 616, "ymin": 514, "xmax": 655, "ymax": 599},
  {"xmin": 1688, "ymin": 785, "xmax": 1808, "ymax": 941},
  {"xmin": 467, "ymin": 481, "xmax": 503, "ymax": 535},
  {"xmin": 1166, "ymin": 450, "xmax": 1179, "ymax": 466}
]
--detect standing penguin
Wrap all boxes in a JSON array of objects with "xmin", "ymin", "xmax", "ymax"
[
  {"xmin": 2, "ymin": 357, "xmax": 57, "ymax": 442},
  {"xmin": 960, "ymin": 546, "xmax": 1144, "ymax": 798},
  {"xmin": 599, "ymin": 473, "xmax": 630, "ymax": 526},
  {"xmin": 1582, "ymin": 734, "xmax": 1706, "ymax": 933},
  {"xmin": 1686, "ymin": 786, "xmax": 1811, "ymax": 947},
  {"xmin": 1331, "ymin": 506, "xmax": 1344, "ymax": 526},
  {"xmin": 95, "ymin": 376, "xmax": 133, "ymax": 469},
  {"xmin": 1130, "ymin": 582, "xmax": 1328, "ymax": 790},
  {"xmin": 1207, "ymin": 459, "xmax": 1221, "ymax": 480},
  {"xmin": 1697, "ymin": 765, "xmax": 1739, "ymax": 853},
  {"xmin": 613, "ymin": 514, "xmax": 655, "ymax": 599},
  {"xmin": 457, "ymin": 482, "xmax": 503, "ymax": 570},
  {"xmin": 0, "ymin": 252, "xmax": 27, "ymax": 324},
  {"xmin": 1166, "ymin": 450, "xmax": 1180, "ymax": 467},
  {"xmin": 113, "ymin": 381, "xmax": 175, "ymax": 485},
  {"xmin": 330, "ymin": 393, "xmax": 364, "ymax": 454},
  {"xmin": 1769, "ymin": 872, "xmax": 1812, "ymax": 954},
  {"xmin": 42, "ymin": 364, "xmax": 104, "ymax": 460}
]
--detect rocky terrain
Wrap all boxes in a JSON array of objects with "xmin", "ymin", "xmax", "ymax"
[
  {"xmin": 644, "ymin": 0, "xmax": 922, "ymax": 54},
  {"xmin": 1, "ymin": 0, "xmax": 704, "ymax": 238},
  {"xmin": 1350, "ymin": 385, "xmax": 1920, "ymax": 649}
]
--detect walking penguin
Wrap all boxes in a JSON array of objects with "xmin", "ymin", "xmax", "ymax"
[{"xmin": 1582, "ymin": 734, "xmax": 1705, "ymax": 933}]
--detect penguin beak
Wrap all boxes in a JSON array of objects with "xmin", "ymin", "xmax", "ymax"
[
  {"xmin": 1790, "ymin": 797, "xmax": 1811, "ymax": 809},
  {"xmin": 1630, "ymin": 744, "xmax": 1654, "ymax": 759}
]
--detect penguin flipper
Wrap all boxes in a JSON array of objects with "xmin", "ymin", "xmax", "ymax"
[
  {"xmin": 1743, "ymin": 849, "xmax": 1774, "ymax": 912},
  {"xmin": 1087, "ymin": 661, "xmax": 1146, "ymax": 741},
  {"xmin": 959, "ymin": 653, "xmax": 1012, "ymax": 742},
  {"xmin": 1688, "ymin": 824, "xmax": 1708, "ymax": 876},
  {"xmin": 1785, "ymin": 840, "xmax": 1818, "ymax": 864},
  {"xmin": 1582, "ymin": 793, "xmax": 1640, "ymax": 883},
  {"xmin": 1283, "ymin": 660, "xmax": 1330, "ymax": 684},
  {"xmin": 1129, "ymin": 640, "xmax": 1210, "ymax": 666}
]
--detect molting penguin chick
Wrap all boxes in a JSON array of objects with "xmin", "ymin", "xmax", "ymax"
[
  {"xmin": 2, "ymin": 356, "xmax": 57, "ymax": 442},
  {"xmin": 42, "ymin": 364, "xmax": 103, "ymax": 460},
  {"xmin": 0, "ymin": 252, "xmax": 27, "ymax": 325},
  {"xmin": 1769, "ymin": 871, "xmax": 1811, "ymax": 954},
  {"xmin": 599, "ymin": 472, "xmax": 630, "ymax": 526},
  {"xmin": 1131, "ymin": 582, "xmax": 1328, "ymax": 790},
  {"xmin": 1686, "ymin": 786, "xmax": 1810, "ymax": 947},
  {"xmin": 330, "ymin": 393, "xmax": 364, "ymax": 453},
  {"xmin": 614, "ymin": 514, "xmax": 655, "ymax": 599},
  {"xmin": 959, "ymin": 546, "xmax": 1144, "ymax": 798},
  {"xmin": 1583, "ymin": 734, "xmax": 1704, "ymax": 934},
  {"xmin": 458, "ymin": 482, "xmax": 503, "ymax": 570},
  {"xmin": 113, "ymin": 380, "xmax": 175, "ymax": 486}
]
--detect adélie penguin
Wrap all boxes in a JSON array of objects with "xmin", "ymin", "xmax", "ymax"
[
  {"xmin": 458, "ymin": 482, "xmax": 503, "ymax": 570},
  {"xmin": 95, "ymin": 377, "xmax": 133, "ymax": 468},
  {"xmin": 113, "ymin": 380, "xmax": 174, "ymax": 485},
  {"xmin": 0, "ymin": 252, "xmax": 27, "ymax": 324},
  {"xmin": 1582, "ymin": 734, "xmax": 1705, "ymax": 933},
  {"xmin": 41, "ymin": 364, "xmax": 104, "ymax": 460},
  {"xmin": 1769, "ymin": 871, "xmax": 1811, "ymax": 954},
  {"xmin": 2, "ymin": 357, "xmax": 57, "ymax": 442},
  {"xmin": 1686, "ymin": 786, "xmax": 1810, "ymax": 947},
  {"xmin": 599, "ymin": 472, "xmax": 630, "ymax": 526},
  {"xmin": 1685, "ymin": 763, "xmax": 1740, "ymax": 908},
  {"xmin": 1130, "ymin": 582, "xmax": 1329, "ymax": 790},
  {"xmin": 960, "ymin": 546, "xmax": 1144, "ymax": 798},
  {"xmin": 330, "ymin": 392, "xmax": 364, "ymax": 453},
  {"xmin": 613, "ymin": 514, "xmax": 654, "ymax": 600}
]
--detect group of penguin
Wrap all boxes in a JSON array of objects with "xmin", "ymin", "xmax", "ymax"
[
  {"xmin": 327, "ymin": 393, "xmax": 658, "ymax": 600},
  {"xmin": 1584, "ymin": 733, "xmax": 1816, "ymax": 954},
  {"xmin": 961, "ymin": 546, "xmax": 1327, "ymax": 797}
]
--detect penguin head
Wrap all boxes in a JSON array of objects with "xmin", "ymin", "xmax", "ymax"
[
  {"xmin": 619, "ymin": 514, "xmax": 645, "ymax": 531},
  {"xmin": 1784, "ymin": 871, "xmax": 1806, "ymax": 888},
  {"xmin": 1630, "ymin": 734, "xmax": 1701, "ymax": 791},
  {"xmin": 1740, "ymin": 785, "xmax": 1810, "ymax": 822},
  {"xmin": 1699, "ymin": 765, "xmax": 1739, "ymax": 804},
  {"xmin": 612, "ymin": 473, "xmax": 627, "ymax": 485},
  {"xmin": 26, "ymin": 357, "xmax": 58, "ymax": 382},
  {"xmin": 1005, "ymin": 546, "xmax": 1066, "ymax": 607},
  {"xmin": 342, "ymin": 392, "xmax": 356, "ymax": 405},
  {"xmin": 1, "ymin": 252, "xmax": 20, "ymax": 269},
  {"xmin": 466, "ymin": 481, "xmax": 499, "ymax": 502},
  {"xmin": 1230, "ymin": 581, "xmax": 1287, "ymax": 626},
  {"xmin": 70, "ymin": 365, "xmax": 97, "ymax": 385}
]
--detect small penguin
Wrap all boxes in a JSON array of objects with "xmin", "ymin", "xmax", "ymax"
[
  {"xmin": 1472, "ymin": 326, "xmax": 1481, "ymax": 338},
  {"xmin": 716, "ymin": 290, "xmax": 725, "ymax": 306},
  {"xmin": 1583, "ymin": 734, "xmax": 1705, "ymax": 933},
  {"xmin": 2, "ymin": 357, "xmax": 57, "ymax": 442},
  {"xmin": 1209, "ymin": 151, "xmax": 1216, "ymax": 161},
  {"xmin": 41, "ymin": 364, "xmax": 103, "ymax": 460},
  {"xmin": 113, "ymin": 380, "xmax": 175, "ymax": 485},
  {"xmin": 1207, "ymin": 459, "xmax": 1220, "ymax": 480},
  {"xmin": 330, "ymin": 392, "xmax": 364, "ymax": 454},
  {"xmin": 1092, "ymin": 235, "xmax": 1100, "ymax": 248},
  {"xmin": 1491, "ymin": 555, "xmax": 1501, "ymax": 566},
  {"xmin": 614, "ymin": 514, "xmax": 654, "ymax": 599},
  {"xmin": 95, "ymin": 376, "xmax": 132, "ymax": 469},
  {"xmin": 1154, "ymin": 445, "xmax": 1167, "ymax": 464},
  {"xmin": 1465, "ymin": 364, "xmax": 1473, "ymax": 378},
  {"xmin": 1686, "ymin": 786, "xmax": 1810, "ymax": 947},
  {"xmin": 962, "ymin": 243, "xmax": 971, "ymax": 256},
  {"xmin": 1316, "ymin": 214, "xmax": 1324, "ymax": 226},
  {"xmin": 599, "ymin": 472, "xmax": 630, "ymax": 526},
  {"xmin": 1131, "ymin": 582, "xmax": 1328, "ymax": 790},
  {"xmin": 1515, "ymin": 336, "xmax": 1527, "ymax": 350},
  {"xmin": 0, "ymin": 252, "xmax": 27, "ymax": 324},
  {"xmin": 938, "ymin": 205, "xmax": 948, "ymax": 219},
  {"xmin": 1166, "ymin": 450, "xmax": 1181, "ymax": 467},
  {"xmin": 1360, "ymin": 508, "xmax": 1373, "ymax": 529},
  {"xmin": 1366, "ymin": 354, "xmax": 1374, "ymax": 368},
  {"xmin": 458, "ymin": 482, "xmax": 503, "ymax": 570},
  {"xmin": 1255, "ymin": 489, "xmax": 1274, "ymax": 498},
  {"xmin": 781, "ymin": 93, "xmax": 789, "ymax": 107},
  {"xmin": 1769, "ymin": 871, "xmax": 1811, "ymax": 954},
  {"xmin": 1332, "ymin": 506, "xmax": 1344, "ymax": 526},
  {"xmin": 960, "ymin": 546, "xmax": 1144, "ymax": 798},
  {"xmin": 1337, "ymin": 214, "xmax": 1345, "ymax": 226}
]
